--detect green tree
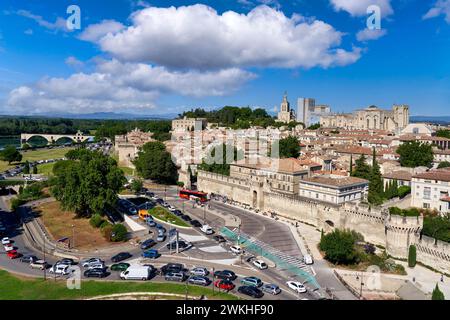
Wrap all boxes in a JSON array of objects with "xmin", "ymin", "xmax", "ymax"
[
  {"xmin": 307, "ymin": 123, "xmax": 320, "ymax": 130},
  {"xmin": 397, "ymin": 141, "xmax": 433, "ymax": 168},
  {"xmin": 111, "ymin": 224, "xmax": 128, "ymax": 242},
  {"xmin": 352, "ymin": 154, "xmax": 371, "ymax": 180},
  {"xmin": 273, "ymin": 136, "xmax": 301, "ymax": 158},
  {"xmin": 368, "ymin": 148, "xmax": 384, "ymax": 205},
  {"xmin": 319, "ymin": 229, "xmax": 358, "ymax": 265},
  {"xmin": 133, "ymin": 141, "xmax": 178, "ymax": 184},
  {"xmin": 51, "ymin": 150, "xmax": 126, "ymax": 217},
  {"xmin": 432, "ymin": 284, "xmax": 445, "ymax": 300},
  {"xmin": 408, "ymin": 245, "xmax": 416, "ymax": 268},
  {"xmin": 198, "ymin": 143, "xmax": 243, "ymax": 176},
  {"xmin": 397, "ymin": 185, "xmax": 411, "ymax": 199},
  {"xmin": 131, "ymin": 179, "xmax": 143, "ymax": 194},
  {"xmin": 438, "ymin": 161, "xmax": 450, "ymax": 169},
  {"xmin": 23, "ymin": 161, "xmax": 30, "ymax": 174},
  {"xmin": 32, "ymin": 165, "xmax": 37, "ymax": 174},
  {"xmin": 0, "ymin": 145, "xmax": 22, "ymax": 164}
]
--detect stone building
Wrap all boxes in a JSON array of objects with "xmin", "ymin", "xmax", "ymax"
[
  {"xmin": 171, "ymin": 116, "xmax": 207, "ymax": 132},
  {"xmin": 411, "ymin": 168, "xmax": 450, "ymax": 213},
  {"xmin": 114, "ymin": 128, "xmax": 155, "ymax": 168},
  {"xmin": 320, "ymin": 105, "xmax": 409, "ymax": 132},
  {"xmin": 277, "ymin": 93, "xmax": 296, "ymax": 123}
]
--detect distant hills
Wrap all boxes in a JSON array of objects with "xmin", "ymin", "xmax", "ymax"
[{"xmin": 410, "ymin": 116, "xmax": 450, "ymax": 125}]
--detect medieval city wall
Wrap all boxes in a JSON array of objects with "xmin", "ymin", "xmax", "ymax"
[{"xmin": 412, "ymin": 234, "xmax": 450, "ymax": 274}]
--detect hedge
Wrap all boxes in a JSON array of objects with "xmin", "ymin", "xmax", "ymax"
[{"xmin": 408, "ymin": 245, "xmax": 416, "ymax": 268}]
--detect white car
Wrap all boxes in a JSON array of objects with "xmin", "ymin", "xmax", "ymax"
[
  {"xmin": 1, "ymin": 237, "xmax": 10, "ymax": 245},
  {"xmin": 286, "ymin": 281, "xmax": 307, "ymax": 293},
  {"xmin": 252, "ymin": 259, "xmax": 268, "ymax": 270},
  {"xmin": 200, "ymin": 225, "xmax": 214, "ymax": 235},
  {"xmin": 4, "ymin": 244, "xmax": 14, "ymax": 252},
  {"xmin": 303, "ymin": 254, "xmax": 314, "ymax": 265},
  {"xmin": 49, "ymin": 264, "xmax": 71, "ymax": 275},
  {"xmin": 230, "ymin": 245, "xmax": 242, "ymax": 255},
  {"xmin": 86, "ymin": 263, "xmax": 105, "ymax": 270},
  {"xmin": 81, "ymin": 258, "xmax": 104, "ymax": 268},
  {"xmin": 168, "ymin": 206, "xmax": 176, "ymax": 212}
]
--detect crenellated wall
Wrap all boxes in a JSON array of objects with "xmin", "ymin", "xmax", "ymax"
[
  {"xmin": 411, "ymin": 234, "xmax": 450, "ymax": 274},
  {"xmin": 197, "ymin": 170, "xmax": 450, "ymax": 274}
]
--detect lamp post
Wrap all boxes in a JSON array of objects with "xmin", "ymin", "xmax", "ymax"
[
  {"xmin": 71, "ymin": 224, "xmax": 75, "ymax": 249},
  {"xmin": 356, "ymin": 273, "xmax": 364, "ymax": 299}
]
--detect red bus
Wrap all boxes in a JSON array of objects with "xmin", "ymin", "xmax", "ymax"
[{"xmin": 179, "ymin": 189, "xmax": 208, "ymax": 202}]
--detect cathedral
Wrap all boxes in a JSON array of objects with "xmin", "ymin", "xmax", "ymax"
[
  {"xmin": 277, "ymin": 92, "xmax": 296, "ymax": 123},
  {"xmin": 320, "ymin": 105, "xmax": 409, "ymax": 132}
]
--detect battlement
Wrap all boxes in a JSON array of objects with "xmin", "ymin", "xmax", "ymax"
[
  {"xmin": 198, "ymin": 170, "xmax": 250, "ymax": 189},
  {"xmin": 386, "ymin": 214, "xmax": 423, "ymax": 230}
]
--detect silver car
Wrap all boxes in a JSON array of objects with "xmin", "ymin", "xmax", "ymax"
[
  {"xmin": 190, "ymin": 267, "xmax": 209, "ymax": 277},
  {"xmin": 262, "ymin": 283, "xmax": 281, "ymax": 295}
]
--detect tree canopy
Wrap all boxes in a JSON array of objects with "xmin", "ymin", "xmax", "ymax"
[
  {"xmin": 319, "ymin": 229, "xmax": 359, "ymax": 265},
  {"xmin": 352, "ymin": 154, "xmax": 371, "ymax": 180},
  {"xmin": 133, "ymin": 141, "xmax": 178, "ymax": 184},
  {"xmin": 397, "ymin": 141, "xmax": 434, "ymax": 168},
  {"xmin": 368, "ymin": 149, "xmax": 384, "ymax": 205},
  {"xmin": 51, "ymin": 150, "xmax": 126, "ymax": 217},
  {"xmin": 0, "ymin": 145, "xmax": 22, "ymax": 164},
  {"xmin": 273, "ymin": 136, "xmax": 301, "ymax": 159},
  {"xmin": 438, "ymin": 161, "xmax": 450, "ymax": 169},
  {"xmin": 198, "ymin": 143, "xmax": 243, "ymax": 176}
]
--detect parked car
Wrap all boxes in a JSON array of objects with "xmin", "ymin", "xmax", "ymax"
[
  {"xmin": 181, "ymin": 214, "xmax": 192, "ymax": 222},
  {"xmin": 165, "ymin": 272, "xmax": 186, "ymax": 282},
  {"xmin": 146, "ymin": 220, "xmax": 156, "ymax": 227},
  {"xmin": 120, "ymin": 266, "xmax": 152, "ymax": 281},
  {"xmin": 141, "ymin": 249, "xmax": 160, "ymax": 259},
  {"xmin": 262, "ymin": 284, "xmax": 281, "ymax": 295},
  {"xmin": 252, "ymin": 260, "xmax": 268, "ymax": 270},
  {"xmin": 303, "ymin": 254, "xmax": 314, "ymax": 265},
  {"xmin": 200, "ymin": 225, "xmax": 214, "ymax": 235},
  {"xmin": 160, "ymin": 263, "xmax": 184, "ymax": 275},
  {"xmin": 156, "ymin": 234, "xmax": 166, "ymax": 242},
  {"xmin": 191, "ymin": 267, "xmax": 209, "ymax": 277},
  {"xmin": 140, "ymin": 239, "xmax": 156, "ymax": 250},
  {"xmin": 84, "ymin": 268, "xmax": 108, "ymax": 278},
  {"xmin": 166, "ymin": 241, "xmax": 192, "ymax": 251},
  {"xmin": 214, "ymin": 270, "xmax": 236, "ymax": 280},
  {"xmin": 49, "ymin": 264, "xmax": 71, "ymax": 275},
  {"xmin": 214, "ymin": 279, "xmax": 235, "ymax": 291},
  {"xmin": 30, "ymin": 260, "xmax": 48, "ymax": 270},
  {"xmin": 56, "ymin": 258, "xmax": 76, "ymax": 266},
  {"xmin": 213, "ymin": 235, "xmax": 226, "ymax": 243},
  {"xmin": 1, "ymin": 237, "xmax": 10, "ymax": 245},
  {"xmin": 168, "ymin": 228, "xmax": 177, "ymax": 237},
  {"xmin": 238, "ymin": 286, "xmax": 264, "ymax": 298},
  {"xmin": 286, "ymin": 281, "xmax": 307, "ymax": 293},
  {"xmin": 190, "ymin": 220, "xmax": 202, "ymax": 228},
  {"xmin": 230, "ymin": 245, "xmax": 242, "ymax": 255},
  {"xmin": 111, "ymin": 252, "xmax": 132, "ymax": 263},
  {"xmin": 156, "ymin": 224, "xmax": 166, "ymax": 232},
  {"xmin": 20, "ymin": 255, "xmax": 38, "ymax": 264},
  {"xmin": 173, "ymin": 210, "xmax": 182, "ymax": 216},
  {"xmin": 81, "ymin": 258, "xmax": 104, "ymax": 268},
  {"xmin": 6, "ymin": 250, "xmax": 20, "ymax": 259},
  {"xmin": 241, "ymin": 276, "xmax": 263, "ymax": 287},
  {"xmin": 4, "ymin": 243, "xmax": 14, "ymax": 252},
  {"xmin": 110, "ymin": 262, "xmax": 130, "ymax": 272},
  {"xmin": 86, "ymin": 262, "xmax": 105, "ymax": 270},
  {"xmin": 157, "ymin": 229, "xmax": 166, "ymax": 237},
  {"xmin": 188, "ymin": 275, "xmax": 210, "ymax": 286}
]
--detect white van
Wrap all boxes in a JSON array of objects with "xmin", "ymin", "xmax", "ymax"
[
  {"xmin": 303, "ymin": 254, "xmax": 314, "ymax": 265},
  {"xmin": 120, "ymin": 266, "xmax": 151, "ymax": 281},
  {"xmin": 200, "ymin": 225, "xmax": 214, "ymax": 235}
]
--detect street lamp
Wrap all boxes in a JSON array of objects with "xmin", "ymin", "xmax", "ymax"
[
  {"xmin": 71, "ymin": 224, "xmax": 75, "ymax": 249},
  {"xmin": 356, "ymin": 273, "xmax": 364, "ymax": 299}
]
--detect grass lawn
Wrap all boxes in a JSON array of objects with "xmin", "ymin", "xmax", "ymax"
[
  {"xmin": 149, "ymin": 207, "xmax": 190, "ymax": 227},
  {"xmin": 0, "ymin": 147, "xmax": 74, "ymax": 172},
  {"xmin": 0, "ymin": 270, "xmax": 237, "ymax": 300},
  {"xmin": 119, "ymin": 166, "xmax": 134, "ymax": 176},
  {"xmin": 33, "ymin": 200, "xmax": 116, "ymax": 250},
  {"xmin": 37, "ymin": 162, "xmax": 56, "ymax": 176}
]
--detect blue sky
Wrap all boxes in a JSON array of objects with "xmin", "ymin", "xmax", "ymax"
[{"xmin": 0, "ymin": 0, "xmax": 449, "ymax": 116}]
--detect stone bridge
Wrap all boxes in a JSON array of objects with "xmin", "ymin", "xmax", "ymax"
[{"xmin": 20, "ymin": 130, "xmax": 94, "ymax": 146}]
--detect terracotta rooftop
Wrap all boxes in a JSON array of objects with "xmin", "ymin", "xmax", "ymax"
[
  {"xmin": 300, "ymin": 175, "xmax": 369, "ymax": 188},
  {"xmin": 413, "ymin": 169, "xmax": 450, "ymax": 182},
  {"xmin": 383, "ymin": 170, "xmax": 412, "ymax": 181}
]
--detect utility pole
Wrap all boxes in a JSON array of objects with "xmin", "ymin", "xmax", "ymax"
[{"xmin": 176, "ymin": 231, "xmax": 179, "ymax": 254}]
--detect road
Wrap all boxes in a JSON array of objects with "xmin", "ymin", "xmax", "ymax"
[{"xmin": 0, "ymin": 194, "xmax": 313, "ymax": 300}]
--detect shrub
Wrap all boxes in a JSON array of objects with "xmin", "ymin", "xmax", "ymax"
[
  {"xmin": 99, "ymin": 220, "xmax": 110, "ymax": 229},
  {"xmin": 89, "ymin": 214, "xmax": 105, "ymax": 228},
  {"xmin": 408, "ymin": 245, "xmax": 416, "ymax": 268},
  {"xmin": 389, "ymin": 206, "xmax": 420, "ymax": 217},
  {"xmin": 111, "ymin": 224, "xmax": 128, "ymax": 242},
  {"xmin": 389, "ymin": 207, "xmax": 403, "ymax": 216},
  {"xmin": 398, "ymin": 186, "xmax": 411, "ymax": 199},
  {"xmin": 10, "ymin": 198, "xmax": 26, "ymax": 212},
  {"xmin": 319, "ymin": 229, "xmax": 358, "ymax": 265},
  {"xmin": 432, "ymin": 284, "xmax": 445, "ymax": 300},
  {"xmin": 364, "ymin": 243, "xmax": 376, "ymax": 255},
  {"xmin": 101, "ymin": 224, "xmax": 113, "ymax": 241}
]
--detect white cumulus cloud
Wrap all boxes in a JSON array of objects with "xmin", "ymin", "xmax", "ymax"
[
  {"xmin": 6, "ymin": 60, "xmax": 255, "ymax": 115},
  {"xmin": 423, "ymin": 0, "xmax": 450, "ymax": 23},
  {"xmin": 356, "ymin": 28, "xmax": 387, "ymax": 41},
  {"xmin": 78, "ymin": 20, "xmax": 125, "ymax": 42},
  {"xmin": 82, "ymin": 4, "xmax": 360, "ymax": 70},
  {"xmin": 330, "ymin": 0, "xmax": 393, "ymax": 17}
]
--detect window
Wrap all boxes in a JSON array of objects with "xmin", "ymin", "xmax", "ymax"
[
  {"xmin": 423, "ymin": 187, "xmax": 431, "ymax": 200},
  {"xmin": 423, "ymin": 203, "xmax": 430, "ymax": 209}
]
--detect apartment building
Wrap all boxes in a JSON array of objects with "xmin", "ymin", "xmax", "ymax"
[{"xmin": 411, "ymin": 168, "xmax": 450, "ymax": 213}]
